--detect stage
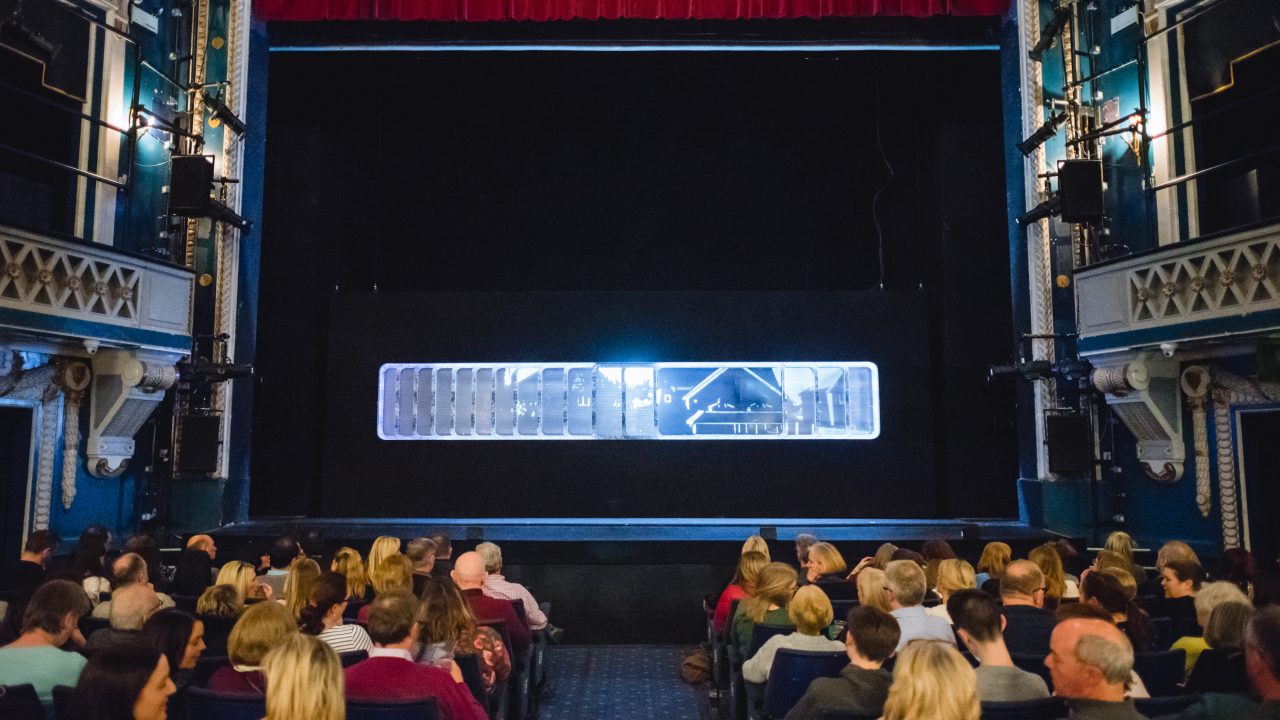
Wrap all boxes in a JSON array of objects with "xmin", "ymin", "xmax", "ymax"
[{"xmin": 208, "ymin": 517, "xmax": 1067, "ymax": 643}]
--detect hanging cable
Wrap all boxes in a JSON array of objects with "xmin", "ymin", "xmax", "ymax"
[{"xmin": 871, "ymin": 71, "xmax": 894, "ymax": 291}]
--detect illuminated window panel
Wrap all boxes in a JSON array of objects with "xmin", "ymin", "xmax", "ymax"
[{"xmin": 378, "ymin": 362, "xmax": 880, "ymax": 440}]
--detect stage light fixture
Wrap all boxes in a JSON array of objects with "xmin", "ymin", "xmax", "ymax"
[
  {"xmin": 1017, "ymin": 112, "xmax": 1068, "ymax": 156},
  {"xmin": 204, "ymin": 94, "xmax": 247, "ymax": 135},
  {"xmin": 1017, "ymin": 195, "xmax": 1061, "ymax": 226},
  {"xmin": 1028, "ymin": 5, "xmax": 1072, "ymax": 62}
]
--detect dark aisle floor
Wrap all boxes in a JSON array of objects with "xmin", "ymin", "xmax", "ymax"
[{"xmin": 537, "ymin": 645, "xmax": 716, "ymax": 720}]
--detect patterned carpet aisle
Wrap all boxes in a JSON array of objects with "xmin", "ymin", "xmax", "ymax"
[{"xmin": 537, "ymin": 645, "xmax": 717, "ymax": 720}]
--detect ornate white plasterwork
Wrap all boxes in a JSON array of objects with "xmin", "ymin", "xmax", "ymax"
[{"xmin": 0, "ymin": 362, "xmax": 61, "ymax": 530}]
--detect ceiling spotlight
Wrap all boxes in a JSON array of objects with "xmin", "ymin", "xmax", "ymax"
[
  {"xmin": 204, "ymin": 94, "xmax": 247, "ymax": 136},
  {"xmin": 1028, "ymin": 5, "xmax": 1072, "ymax": 62},
  {"xmin": 1017, "ymin": 112, "xmax": 1068, "ymax": 156}
]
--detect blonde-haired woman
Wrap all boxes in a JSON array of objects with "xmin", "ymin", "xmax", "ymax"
[
  {"xmin": 882, "ymin": 640, "xmax": 980, "ymax": 720},
  {"xmin": 368, "ymin": 536, "xmax": 402, "ymax": 578},
  {"xmin": 926, "ymin": 559, "xmax": 975, "ymax": 623},
  {"xmin": 282, "ymin": 557, "xmax": 322, "ymax": 617},
  {"xmin": 714, "ymin": 550, "xmax": 769, "ymax": 634},
  {"xmin": 331, "ymin": 546, "xmax": 370, "ymax": 601},
  {"xmin": 1029, "ymin": 543, "xmax": 1079, "ymax": 609},
  {"xmin": 216, "ymin": 560, "xmax": 272, "ymax": 602},
  {"xmin": 807, "ymin": 542, "xmax": 854, "ymax": 601},
  {"xmin": 742, "ymin": 535, "xmax": 771, "ymax": 560},
  {"xmin": 975, "ymin": 542, "xmax": 1011, "ymax": 593},
  {"xmin": 742, "ymin": 585, "xmax": 844, "ymax": 683},
  {"xmin": 263, "ymin": 633, "xmax": 345, "ymax": 720},
  {"xmin": 358, "ymin": 554, "xmax": 416, "ymax": 622},
  {"xmin": 856, "ymin": 567, "xmax": 892, "ymax": 613},
  {"xmin": 731, "ymin": 562, "xmax": 798, "ymax": 660},
  {"xmin": 1105, "ymin": 531, "xmax": 1148, "ymax": 583},
  {"xmin": 207, "ymin": 600, "xmax": 298, "ymax": 694}
]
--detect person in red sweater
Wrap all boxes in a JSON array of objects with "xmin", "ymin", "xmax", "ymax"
[
  {"xmin": 714, "ymin": 550, "xmax": 769, "ymax": 634},
  {"xmin": 451, "ymin": 551, "xmax": 531, "ymax": 653},
  {"xmin": 344, "ymin": 590, "xmax": 486, "ymax": 720}
]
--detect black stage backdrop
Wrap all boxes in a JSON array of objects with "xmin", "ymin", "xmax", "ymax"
[{"xmin": 254, "ymin": 50, "xmax": 1017, "ymax": 519}]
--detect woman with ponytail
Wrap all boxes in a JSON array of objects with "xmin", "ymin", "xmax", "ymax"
[
  {"xmin": 1081, "ymin": 569, "xmax": 1154, "ymax": 652},
  {"xmin": 300, "ymin": 572, "xmax": 371, "ymax": 655}
]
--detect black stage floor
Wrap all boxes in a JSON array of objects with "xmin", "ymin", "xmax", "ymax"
[{"xmin": 208, "ymin": 517, "xmax": 1066, "ymax": 643}]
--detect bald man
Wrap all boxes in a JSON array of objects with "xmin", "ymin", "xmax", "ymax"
[
  {"xmin": 452, "ymin": 551, "xmax": 531, "ymax": 652},
  {"xmin": 1046, "ymin": 618, "xmax": 1144, "ymax": 719},
  {"xmin": 85, "ymin": 583, "xmax": 158, "ymax": 653},
  {"xmin": 1000, "ymin": 559, "xmax": 1056, "ymax": 656},
  {"xmin": 92, "ymin": 552, "xmax": 175, "ymax": 619}
]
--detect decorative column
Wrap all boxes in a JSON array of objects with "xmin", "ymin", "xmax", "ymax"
[{"xmin": 54, "ymin": 359, "xmax": 92, "ymax": 509}]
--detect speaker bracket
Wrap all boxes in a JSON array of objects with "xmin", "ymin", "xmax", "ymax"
[{"xmin": 1091, "ymin": 353, "xmax": 1185, "ymax": 482}]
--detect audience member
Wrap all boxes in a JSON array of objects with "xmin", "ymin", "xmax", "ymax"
[
  {"xmin": 1217, "ymin": 547, "xmax": 1258, "ymax": 601},
  {"xmin": 885, "ymin": 559, "xmax": 954, "ymax": 651},
  {"xmin": 475, "ymin": 541, "xmax": 550, "ymax": 630},
  {"xmin": 1172, "ymin": 581, "xmax": 1251, "ymax": 677},
  {"xmin": 976, "ymin": 541, "xmax": 1012, "ymax": 594},
  {"xmin": 283, "ymin": 556, "xmax": 322, "ymax": 616},
  {"xmin": 93, "ymin": 552, "xmax": 175, "ymax": 619},
  {"xmin": 927, "ymin": 559, "xmax": 976, "ymax": 624},
  {"xmin": 891, "ymin": 548, "xmax": 927, "ymax": 566},
  {"xmin": 405, "ymin": 537, "xmax": 438, "ymax": 596},
  {"xmin": 300, "ymin": 571, "xmax": 372, "ymax": 654},
  {"xmin": 86, "ymin": 582, "xmax": 158, "ymax": 653},
  {"xmin": 881, "ymin": 640, "xmax": 980, "ymax": 720},
  {"xmin": 1186, "ymin": 601, "xmax": 1254, "ymax": 694},
  {"xmin": 714, "ymin": 550, "xmax": 769, "ymax": 634},
  {"xmin": 368, "ymin": 536, "xmax": 402, "ymax": 579},
  {"xmin": 873, "ymin": 543, "xmax": 898, "ymax": 571},
  {"xmin": 69, "ymin": 642, "xmax": 174, "ymax": 720},
  {"xmin": 0, "ymin": 580, "xmax": 89, "ymax": 705},
  {"xmin": 1081, "ymin": 571, "xmax": 1153, "ymax": 652},
  {"xmin": 948, "ymin": 589, "xmax": 1050, "ymax": 702},
  {"xmin": 1030, "ymin": 541, "xmax": 1079, "ymax": 607},
  {"xmin": 794, "ymin": 533, "xmax": 818, "ymax": 572},
  {"xmin": 217, "ymin": 559, "xmax": 273, "ymax": 602},
  {"xmin": 360, "ymin": 554, "xmax": 416, "ymax": 622},
  {"xmin": 856, "ymin": 567, "xmax": 892, "ymax": 613},
  {"xmin": 1150, "ymin": 558, "xmax": 1204, "ymax": 631},
  {"xmin": 261, "ymin": 536, "xmax": 302, "ymax": 599},
  {"xmin": 171, "ymin": 534, "xmax": 217, "ymax": 597},
  {"xmin": 71, "ymin": 527, "xmax": 112, "ymax": 606},
  {"xmin": 1156, "ymin": 540, "xmax": 1201, "ymax": 570},
  {"xmin": 1092, "ymin": 549, "xmax": 1132, "ymax": 578},
  {"xmin": 195, "ymin": 584, "xmax": 241, "ymax": 655},
  {"xmin": 343, "ymin": 590, "xmax": 487, "ymax": 719},
  {"xmin": 332, "ymin": 546, "xmax": 371, "ymax": 601},
  {"xmin": 807, "ymin": 542, "xmax": 854, "ymax": 600},
  {"xmin": 428, "ymin": 532, "xmax": 454, "ymax": 578},
  {"xmin": 418, "ymin": 576, "xmax": 510, "ymax": 696},
  {"xmin": 139, "ymin": 609, "xmax": 205, "ymax": 716},
  {"xmin": 125, "ymin": 535, "xmax": 170, "ymax": 594},
  {"xmin": 262, "ymin": 633, "xmax": 344, "ymax": 720},
  {"xmin": 742, "ymin": 535, "xmax": 771, "ymax": 559},
  {"xmin": 784, "ymin": 605, "xmax": 899, "ymax": 720},
  {"xmin": 1046, "ymin": 618, "xmax": 1144, "ymax": 719},
  {"xmin": 1104, "ymin": 532, "xmax": 1147, "ymax": 584},
  {"xmin": 731, "ymin": 562, "xmax": 798, "ymax": 660},
  {"xmin": 5, "ymin": 529, "xmax": 58, "ymax": 596},
  {"xmin": 1245, "ymin": 607, "xmax": 1280, "ymax": 718},
  {"xmin": 207, "ymin": 600, "xmax": 297, "ymax": 693},
  {"xmin": 451, "ymin": 551, "xmax": 531, "ymax": 652},
  {"xmin": 743, "ymin": 585, "xmax": 843, "ymax": 683},
  {"xmin": 999, "ymin": 559, "xmax": 1056, "ymax": 656},
  {"xmin": 921, "ymin": 538, "xmax": 959, "ymax": 591}
]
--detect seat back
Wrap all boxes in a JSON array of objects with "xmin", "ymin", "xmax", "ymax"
[
  {"xmin": 1149, "ymin": 617, "xmax": 1172, "ymax": 649},
  {"xmin": 192, "ymin": 655, "xmax": 230, "ymax": 688},
  {"xmin": 509, "ymin": 599, "xmax": 528, "ymax": 628},
  {"xmin": 1133, "ymin": 649, "xmax": 1186, "ymax": 696},
  {"xmin": 186, "ymin": 686, "xmax": 267, "ymax": 720},
  {"xmin": 339, "ymin": 650, "xmax": 369, "ymax": 668},
  {"xmin": 0, "ymin": 684, "xmax": 45, "ymax": 720},
  {"xmin": 172, "ymin": 595, "xmax": 200, "ymax": 613},
  {"xmin": 454, "ymin": 652, "xmax": 487, "ymax": 703},
  {"xmin": 979, "ymin": 697, "xmax": 1066, "ymax": 720},
  {"xmin": 723, "ymin": 598, "xmax": 742, "ymax": 643},
  {"xmin": 344, "ymin": 599, "xmax": 368, "ymax": 620},
  {"xmin": 479, "ymin": 619, "xmax": 513, "ymax": 658},
  {"xmin": 829, "ymin": 599, "xmax": 858, "ymax": 624},
  {"xmin": 1134, "ymin": 693, "xmax": 1200, "ymax": 717},
  {"xmin": 1174, "ymin": 617, "xmax": 1202, "ymax": 640},
  {"xmin": 1008, "ymin": 653, "xmax": 1054, "ymax": 694},
  {"xmin": 79, "ymin": 615, "xmax": 110, "ymax": 638},
  {"xmin": 749, "ymin": 623, "xmax": 796, "ymax": 657},
  {"xmin": 761, "ymin": 649, "xmax": 847, "ymax": 719},
  {"xmin": 346, "ymin": 696, "xmax": 440, "ymax": 720},
  {"xmin": 52, "ymin": 684, "xmax": 75, "ymax": 720}
]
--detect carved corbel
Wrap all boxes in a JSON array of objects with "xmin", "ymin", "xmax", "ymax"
[
  {"xmin": 54, "ymin": 359, "xmax": 92, "ymax": 509},
  {"xmin": 1091, "ymin": 354, "xmax": 1185, "ymax": 481}
]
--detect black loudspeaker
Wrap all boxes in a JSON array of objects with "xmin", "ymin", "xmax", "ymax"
[
  {"xmin": 176, "ymin": 414, "xmax": 221, "ymax": 474},
  {"xmin": 1058, "ymin": 159, "xmax": 1105, "ymax": 223},
  {"xmin": 1047, "ymin": 413, "xmax": 1093, "ymax": 475},
  {"xmin": 169, "ymin": 155, "xmax": 214, "ymax": 216}
]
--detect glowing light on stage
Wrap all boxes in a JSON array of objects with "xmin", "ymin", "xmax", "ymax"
[{"xmin": 378, "ymin": 362, "xmax": 879, "ymax": 440}]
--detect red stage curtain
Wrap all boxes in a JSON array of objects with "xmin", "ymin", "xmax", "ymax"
[{"xmin": 258, "ymin": 0, "xmax": 1009, "ymax": 22}]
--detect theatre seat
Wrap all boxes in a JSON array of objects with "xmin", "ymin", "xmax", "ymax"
[
  {"xmin": 979, "ymin": 697, "xmax": 1065, "ymax": 719},
  {"xmin": 749, "ymin": 623, "xmax": 796, "ymax": 658},
  {"xmin": 1134, "ymin": 693, "xmax": 1200, "ymax": 717},
  {"xmin": 455, "ymin": 652, "xmax": 486, "ymax": 703},
  {"xmin": 1133, "ymin": 649, "xmax": 1186, "ymax": 696},
  {"xmin": 346, "ymin": 696, "xmax": 440, "ymax": 719},
  {"xmin": 340, "ymin": 650, "xmax": 370, "ymax": 668},
  {"xmin": 1150, "ymin": 617, "xmax": 1172, "ymax": 650},
  {"xmin": 761, "ymin": 649, "xmax": 847, "ymax": 719},
  {"xmin": 52, "ymin": 684, "xmax": 74, "ymax": 720},
  {"xmin": 0, "ymin": 684, "xmax": 44, "ymax": 720},
  {"xmin": 1008, "ymin": 653, "xmax": 1054, "ymax": 694},
  {"xmin": 186, "ymin": 686, "xmax": 266, "ymax": 720}
]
